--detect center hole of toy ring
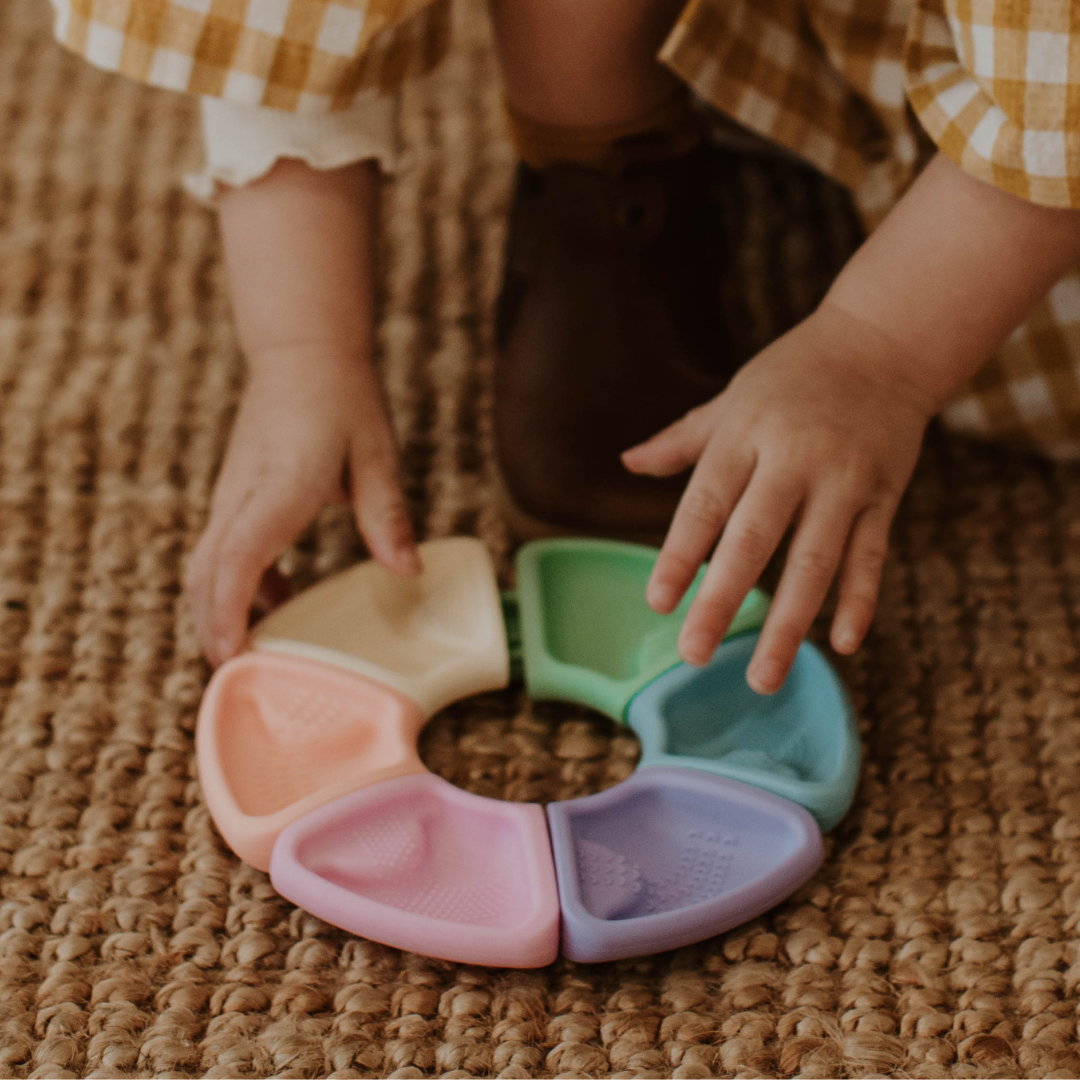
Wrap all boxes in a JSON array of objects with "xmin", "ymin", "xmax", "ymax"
[{"xmin": 417, "ymin": 688, "xmax": 641, "ymax": 806}]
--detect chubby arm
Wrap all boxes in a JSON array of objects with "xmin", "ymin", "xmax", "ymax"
[
  {"xmin": 185, "ymin": 158, "xmax": 419, "ymax": 666},
  {"xmin": 624, "ymin": 153, "xmax": 1080, "ymax": 692},
  {"xmin": 828, "ymin": 154, "xmax": 1080, "ymax": 393}
]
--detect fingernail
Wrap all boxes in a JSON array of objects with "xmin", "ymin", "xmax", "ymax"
[
  {"xmin": 388, "ymin": 534, "xmax": 420, "ymax": 573},
  {"xmin": 748, "ymin": 659, "xmax": 783, "ymax": 694},
  {"xmin": 213, "ymin": 635, "xmax": 238, "ymax": 666},
  {"xmin": 647, "ymin": 581, "xmax": 676, "ymax": 612},
  {"xmin": 833, "ymin": 628, "xmax": 858, "ymax": 654},
  {"xmin": 680, "ymin": 634, "xmax": 713, "ymax": 666}
]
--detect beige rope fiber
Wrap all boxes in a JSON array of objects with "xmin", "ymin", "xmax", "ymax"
[{"xmin": 1, "ymin": 0, "xmax": 1079, "ymax": 1076}]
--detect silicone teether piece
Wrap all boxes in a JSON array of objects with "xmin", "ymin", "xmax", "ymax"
[
  {"xmin": 250, "ymin": 536, "xmax": 510, "ymax": 717},
  {"xmin": 626, "ymin": 633, "xmax": 860, "ymax": 830},
  {"xmin": 270, "ymin": 773, "xmax": 561, "ymax": 968},
  {"xmin": 574, "ymin": 839, "xmax": 643, "ymax": 920},
  {"xmin": 196, "ymin": 652, "xmax": 427, "ymax": 871},
  {"xmin": 718, "ymin": 749, "xmax": 801, "ymax": 780},
  {"xmin": 547, "ymin": 767, "xmax": 823, "ymax": 963},
  {"xmin": 515, "ymin": 539, "xmax": 768, "ymax": 721}
]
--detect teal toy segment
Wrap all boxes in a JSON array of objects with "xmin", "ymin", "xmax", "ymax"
[
  {"xmin": 514, "ymin": 538, "xmax": 770, "ymax": 722},
  {"xmin": 625, "ymin": 632, "xmax": 860, "ymax": 831}
]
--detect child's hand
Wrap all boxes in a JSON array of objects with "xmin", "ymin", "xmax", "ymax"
[
  {"xmin": 622, "ymin": 301, "xmax": 935, "ymax": 693},
  {"xmin": 185, "ymin": 349, "xmax": 419, "ymax": 667},
  {"xmin": 183, "ymin": 158, "xmax": 420, "ymax": 667},
  {"xmin": 624, "ymin": 153, "xmax": 1080, "ymax": 695}
]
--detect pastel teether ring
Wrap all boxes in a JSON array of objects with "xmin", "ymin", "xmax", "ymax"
[
  {"xmin": 514, "ymin": 538, "xmax": 770, "ymax": 721},
  {"xmin": 546, "ymin": 767, "xmax": 823, "ymax": 963},
  {"xmin": 625, "ymin": 633, "xmax": 860, "ymax": 831},
  {"xmin": 270, "ymin": 772, "xmax": 561, "ymax": 968},
  {"xmin": 251, "ymin": 536, "xmax": 510, "ymax": 718},
  {"xmin": 196, "ymin": 536, "xmax": 857, "ymax": 966},
  {"xmin": 196, "ymin": 652, "xmax": 427, "ymax": 871}
]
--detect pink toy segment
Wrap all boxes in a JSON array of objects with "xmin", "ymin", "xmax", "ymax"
[
  {"xmin": 270, "ymin": 773, "xmax": 560, "ymax": 968},
  {"xmin": 196, "ymin": 652, "xmax": 427, "ymax": 871}
]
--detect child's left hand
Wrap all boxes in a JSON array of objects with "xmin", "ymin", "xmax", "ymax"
[
  {"xmin": 622, "ymin": 299, "xmax": 935, "ymax": 694},
  {"xmin": 624, "ymin": 153, "xmax": 1080, "ymax": 695}
]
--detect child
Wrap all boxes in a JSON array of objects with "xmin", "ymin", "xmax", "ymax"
[{"xmin": 53, "ymin": 0, "xmax": 1080, "ymax": 694}]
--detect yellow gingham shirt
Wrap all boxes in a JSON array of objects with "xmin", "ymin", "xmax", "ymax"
[
  {"xmin": 50, "ymin": 0, "xmax": 452, "ymax": 111},
  {"xmin": 51, "ymin": 0, "xmax": 1080, "ymax": 457}
]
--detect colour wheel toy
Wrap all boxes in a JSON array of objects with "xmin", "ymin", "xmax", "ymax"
[{"xmin": 195, "ymin": 537, "xmax": 860, "ymax": 966}]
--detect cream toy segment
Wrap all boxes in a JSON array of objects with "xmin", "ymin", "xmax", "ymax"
[{"xmin": 250, "ymin": 536, "xmax": 511, "ymax": 718}]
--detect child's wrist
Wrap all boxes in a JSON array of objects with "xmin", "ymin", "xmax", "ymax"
[
  {"xmin": 242, "ymin": 338, "xmax": 376, "ymax": 383},
  {"xmin": 819, "ymin": 155, "xmax": 1080, "ymax": 415},
  {"xmin": 807, "ymin": 297, "xmax": 954, "ymax": 418}
]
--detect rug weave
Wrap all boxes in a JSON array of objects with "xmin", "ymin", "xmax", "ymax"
[{"xmin": 2, "ymin": 1, "xmax": 1080, "ymax": 1077}]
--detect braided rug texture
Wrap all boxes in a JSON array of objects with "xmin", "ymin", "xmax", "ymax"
[{"xmin": 2, "ymin": 0, "xmax": 1080, "ymax": 1077}]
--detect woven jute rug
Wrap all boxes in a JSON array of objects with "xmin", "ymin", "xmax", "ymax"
[{"xmin": 2, "ymin": 1, "xmax": 1080, "ymax": 1078}]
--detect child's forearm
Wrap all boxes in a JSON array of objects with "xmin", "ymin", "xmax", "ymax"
[
  {"xmin": 186, "ymin": 158, "xmax": 419, "ymax": 666},
  {"xmin": 216, "ymin": 157, "xmax": 380, "ymax": 372},
  {"xmin": 825, "ymin": 153, "xmax": 1080, "ymax": 405}
]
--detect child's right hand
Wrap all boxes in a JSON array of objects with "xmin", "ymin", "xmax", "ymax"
[{"xmin": 185, "ymin": 347, "xmax": 420, "ymax": 667}]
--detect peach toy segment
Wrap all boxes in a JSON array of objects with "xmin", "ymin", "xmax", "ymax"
[
  {"xmin": 196, "ymin": 652, "xmax": 427, "ymax": 872},
  {"xmin": 250, "ymin": 536, "xmax": 510, "ymax": 718},
  {"xmin": 269, "ymin": 772, "xmax": 561, "ymax": 968}
]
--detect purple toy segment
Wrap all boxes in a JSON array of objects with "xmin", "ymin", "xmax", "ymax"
[
  {"xmin": 270, "ymin": 772, "xmax": 561, "ymax": 968},
  {"xmin": 547, "ymin": 767, "xmax": 823, "ymax": 963},
  {"xmin": 575, "ymin": 840, "xmax": 643, "ymax": 920}
]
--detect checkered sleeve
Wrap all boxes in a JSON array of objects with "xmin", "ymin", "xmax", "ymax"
[
  {"xmin": 905, "ymin": 0, "xmax": 1080, "ymax": 208},
  {"xmin": 48, "ymin": 0, "xmax": 450, "ymax": 112}
]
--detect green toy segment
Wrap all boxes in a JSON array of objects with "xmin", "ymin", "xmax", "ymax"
[
  {"xmin": 512, "ymin": 539, "xmax": 770, "ymax": 722},
  {"xmin": 500, "ymin": 590, "xmax": 524, "ymax": 682}
]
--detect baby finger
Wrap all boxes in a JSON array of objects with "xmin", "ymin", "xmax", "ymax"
[
  {"xmin": 745, "ymin": 489, "xmax": 858, "ymax": 693},
  {"xmin": 831, "ymin": 502, "xmax": 895, "ymax": 654},
  {"xmin": 677, "ymin": 467, "xmax": 802, "ymax": 666},
  {"xmin": 647, "ymin": 439, "xmax": 754, "ymax": 615}
]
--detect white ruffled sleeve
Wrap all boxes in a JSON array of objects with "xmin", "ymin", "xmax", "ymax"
[{"xmin": 185, "ymin": 88, "xmax": 401, "ymax": 201}]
